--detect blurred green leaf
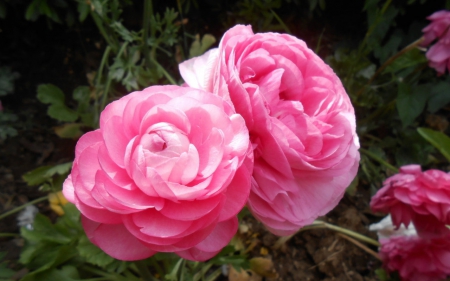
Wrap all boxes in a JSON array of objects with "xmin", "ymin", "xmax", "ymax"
[
  {"xmin": 47, "ymin": 104, "xmax": 79, "ymax": 122},
  {"xmin": 417, "ymin": 127, "xmax": 450, "ymax": 162},
  {"xmin": 396, "ymin": 82, "xmax": 430, "ymax": 127},
  {"xmin": 54, "ymin": 123, "xmax": 83, "ymax": 139},
  {"xmin": 189, "ymin": 34, "xmax": 216, "ymax": 58},
  {"xmin": 23, "ymin": 162, "xmax": 72, "ymax": 186},
  {"xmin": 77, "ymin": 235, "xmax": 115, "ymax": 267},
  {"xmin": 37, "ymin": 84, "xmax": 65, "ymax": 105},
  {"xmin": 427, "ymin": 81, "xmax": 450, "ymax": 113},
  {"xmin": 0, "ymin": 67, "xmax": 20, "ymax": 96},
  {"xmin": 77, "ymin": 1, "xmax": 90, "ymax": 22}
]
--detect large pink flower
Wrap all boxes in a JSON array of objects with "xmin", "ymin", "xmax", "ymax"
[
  {"xmin": 63, "ymin": 85, "xmax": 253, "ymax": 261},
  {"xmin": 422, "ymin": 10, "xmax": 450, "ymax": 75},
  {"xmin": 379, "ymin": 234, "xmax": 450, "ymax": 281},
  {"xmin": 180, "ymin": 25, "xmax": 360, "ymax": 236},
  {"xmin": 370, "ymin": 165, "xmax": 450, "ymax": 237}
]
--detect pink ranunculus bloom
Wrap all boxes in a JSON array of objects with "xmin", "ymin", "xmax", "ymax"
[
  {"xmin": 63, "ymin": 85, "xmax": 253, "ymax": 261},
  {"xmin": 422, "ymin": 10, "xmax": 450, "ymax": 46},
  {"xmin": 379, "ymin": 233, "xmax": 450, "ymax": 281},
  {"xmin": 179, "ymin": 25, "xmax": 360, "ymax": 236},
  {"xmin": 370, "ymin": 165, "xmax": 450, "ymax": 237},
  {"xmin": 422, "ymin": 10, "xmax": 450, "ymax": 75},
  {"xmin": 371, "ymin": 216, "xmax": 450, "ymax": 281}
]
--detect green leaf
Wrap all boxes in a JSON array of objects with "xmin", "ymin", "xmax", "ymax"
[
  {"xmin": 47, "ymin": 104, "xmax": 79, "ymax": 122},
  {"xmin": 22, "ymin": 165, "xmax": 54, "ymax": 186},
  {"xmin": 22, "ymin": 162, "xmax": 72, "ymax": 186},
  {"xmin": 384, "ymin": 48, "xmax": 427, "ymax": 74},
  {"xmin": 54, "ymin": 123, "xmax": 83, "ymax": 139},
  {"xmin": 417, "ymin": 127, "xmax": 450, "ymax": 162},
  {"xmin": 189, "ymin": 34, "xmax": 216, "ymax": 58},
  {"xmin": 0, "ymin": 66, "xmax": 20, "ymax": 96},
  {"xmin": 32, "ymin": 266, "xmax": 80, "ymax": 281},
  {"xmin": 77, "ymin": 1, "xmax": 90, "ymax": 22},
  {"xmin": 37, "ymin": 84, "xmax": 65, "ymax": 105},
  {"xmin": 396, "ymin": 82, "xmax": 430, "ymax": 127},
  {"xmin": 77, "ymin": 235, "xmax": 115, "ymax": 267},
  {"xmin": 21, "ymin": 214, "xmax": 72, "ymax": 244},
  {"xmin": 427, "ymin": 81, "xmax": 450, "ymax": 113},
  {"xmin": 20, "ymin": 245, "xmax": 77, "ymax": 281},
  {"xmin": 0, "ymin": 2, "xmax": 6, "ymax": 19}
]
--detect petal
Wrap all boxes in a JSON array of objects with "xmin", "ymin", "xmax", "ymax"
[{"xmin": 82, "ymin": 216, "xmax": 156, "ymax": 261}]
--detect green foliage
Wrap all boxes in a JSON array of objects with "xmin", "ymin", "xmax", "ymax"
[
  {"xmin": 24, "ymin": 0, "xmax": 77, "ymax": 26},
  {"xmin": 418, "ymin": 128, "xmax": 450, "ymax": 162},
  {"xmin": 22, "ymin": 162, "xmax": 72, "ymax": 192},
  {"xmin": 0, "ymin": 66, "xmax": 19, "ymax": 97}
]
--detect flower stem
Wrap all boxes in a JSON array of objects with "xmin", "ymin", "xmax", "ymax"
[
  {"xmin": 274, "ymin": 220, "xmax": 380, "ymax": 249},
  {"xmin": 0, "ymin": 196, "xmax": 48, "ymax": 221},
  {"xmin": 313, "ymin": 220, "xmax": 380, "ymax": 246},
  {"xmin": 360, "ymin": 148, "xmax": 399, "ymax": 173},
  {"xmin": 336, "ymin": 233, "xmax": 381, "ymax": 260},
  {"xmin": 357, "ymin": 37, "xmax": 425, "ymax": 96}
]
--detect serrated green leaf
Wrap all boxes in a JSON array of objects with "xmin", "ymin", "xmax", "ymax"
[
  {"xmin": 77, "ymin": 235, "xmax": 115, "ymax": 267},
  {"xmin": 22, "ymin": 165, "xmax": 54, "ymax": 186},
  {"xmin": 21, "ymin": 214, "xmax": 72, "ymax": 244},
  {"xmin": 47, "ymin": 104, "xmax": 79, "ymax": 122},
  {"xmin": 20, "ymin": 245, "xmax": 77, "ymax": 281},
  {"xmin": 22, "ymin": 163, "xmax": 72, "ymax": 186},
  {"xmin": 37, "ymin": 84, "xmax": 65, "ymax": 105},
  {"xmin": 32, "ymin": 266, "xmax": 80, "ymax": 281},
  {"xmin": 417, "ymin": 127, "xmax": 450, "ymax": 162}
]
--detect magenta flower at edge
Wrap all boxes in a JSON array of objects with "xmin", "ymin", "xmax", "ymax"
[
  {"xmin": 380, "ymin": 235, "xmax": 450, "ymax": 281},
  {"xmin": 63, "ymin": 85, "xmax": 253, "ymax": 261},
  {"xmin": 371, "ymin": 216, "xmax": 450, "ymax": 281},
  {"xmin": 370, "ymin": 165, "xmax": 450, "ymax": 237},
  {"xmin": 179, "ymin": 25, "xmax": 360, "ymax": 236},
  {"xmin": 422, "ymin": 10, "xmax": 450, "ymax": 75}
]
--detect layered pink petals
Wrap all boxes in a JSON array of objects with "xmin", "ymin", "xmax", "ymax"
[
  {"xmin": 422, "ymin": 10, "xmax": 450, "ymax": 75},
  {"xmin": 379, "ymin": 234, "xmax": 450, "ymax": 281},
  {"xmin": 180, "ymin": 25, "xmax": 360, "ymax": 235},
  {"xmin": 370, "ymin": 165, "xmax": 450, "ymax": 237},
  {"xmin": 63, "ymin": 85, "xmax": 253, "ymax": 261}
]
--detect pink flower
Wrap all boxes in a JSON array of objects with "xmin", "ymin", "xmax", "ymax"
[
  {"xmin": 63, "ymin": 85, "xmax": 253, "ymax": 261},
  {"xmin": 379, "ymin": 234, "xmax": 450, "ymax": 281},
  {"xmin": 180, "ymin": 25, "xmax": 360, "ymax": 236},
  {"xmin": 422, "ymin": 10, "xmax": 450, "ymax": 75},
  {"xmin": 422, "ymin": 11, "xmax": 450, "ymax": 46},
  {"xmin": 370, "ymin": 165, "xmax": 450, "ymax": 237}
]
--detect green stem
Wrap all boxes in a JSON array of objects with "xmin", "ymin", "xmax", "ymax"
[
  {"xmin": 151, "ymin": 58, "xmax": 177, "ymax": 85},
  {"xmin": 94, "ymin": 45, "xmax": 112, "ymax": 125},
  {"xmin": 270, "ymin": 9, "xmax": 291, "ymax": 34},
  {"xmin": 360, "ymin": 148, "xmax": 399, "ymax": 173},
  {"xmin": 143, "ymin": 0, "xmax": 153, "ymax": 68},
  {"xmin": 0, "ymin": 196, "xmax": 48, "ymax": 221},
  {"xmin": 135, "ymin": 260, "xmax": 158, "ymax": 281},
  {"xmin": 91, "ymin": 12, "xmax": 118, "ymax": 52},
  {"xmin": 356, "ymin": 37, "xmax": 424, "ymax": 96},
  {"xmin": 312, "ymin": 220, "xmax": 380, "ymax": 246}
]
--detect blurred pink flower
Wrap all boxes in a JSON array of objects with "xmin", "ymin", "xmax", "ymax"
[
  {"xmin": 180, "ymin": 25, "xmax": 360, "ymax": 236},
  {"xmin": 422, "ymin": 10, "xmax": 450, "ymax": 46},
  {"xmin": 379, "ymin": 233, "xmax": 450, "ymax": 281},
  {"xmin": 422, "ymin": 10, "xmax": 450, "ymax": 75},
  {"xmin": 63, "ymin": 85, "xmax": 253, "ymax": 261},
  {"xmin": 370, "ymin": 165, "xmax": 450, "ymax": 237}
]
